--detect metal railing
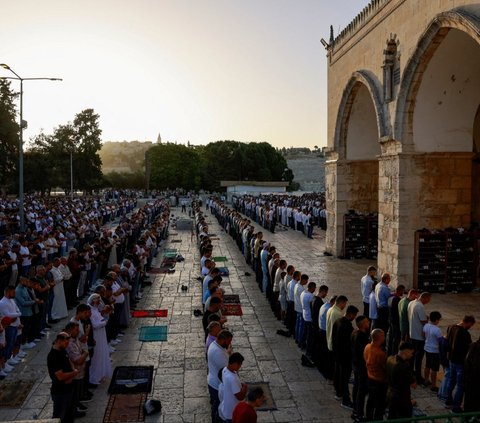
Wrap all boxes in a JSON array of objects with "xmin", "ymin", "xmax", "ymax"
[{"xmin": 370, "ymin": 411, "xmax": 480, "ymax": 423}]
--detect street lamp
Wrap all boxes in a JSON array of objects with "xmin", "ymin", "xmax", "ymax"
[{"xmin": 0, "ymin": 63, "xmax": 62, "ymax": 231}]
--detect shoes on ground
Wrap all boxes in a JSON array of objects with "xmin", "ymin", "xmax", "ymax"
[
  {"xmin": 21, "ymin": 342, "xmax": 36, "ymax": 350},
  {"xmin": 334, "ymin": 395, "xmax": 343, "ymax": 401},
  {"xmin": 341, "ymin": 402, "xmax": 354, "ymax": 411},
  {"xmin": 3, "ymin": 364, "xmax": 14, "ymax": 372},
  {"xmin": 16, "ymin": 351, "xmax": 27, "ymax": 358},
  {"xmin": 77, "ymin": 404, "xmax": 88, "ymax": 411},
  {"xmin": 0, "ymin": 370, "xmax": 8, "ymax": 378}
]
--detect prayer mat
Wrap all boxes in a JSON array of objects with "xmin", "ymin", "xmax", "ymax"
[
  {"xmin": 131, "ymin": 310, "xmax": 168, "ymax": 318},
  {"xmin": 246, "ymin": 382, "xmax": 277, "ymax": 411},
  {"xmin": 147, "ymin": 267, "xmax": 174, "ymax": 274},
  {"xmin": 170, "ymin": 239, "xmax": 182, "ymax": 243},
  {"xmin": 0, "ymin": 380, "xmax": 34, "ymax": 407},
  {"xmin": 223, "ymin": 294, "xmax": 240, "ymax": 304},
  {"xmin": 163, "ymin": 248, "xmax": 177, "ymax": 253},
  {"xmin": 138, "ymin": 326, "xmax": 168, "ymax": 342},
  {"xmin": 221, "ymin": 303, "xmax": 243, "ymax": 316},
  {"xmin": 217, "ymin": 267, "xmax": 230, "ymax": 277},
  {"xmin": 169, "ymin": 232, "xmax": 179, "ymax": 236},
  {"xmin": 108, "ymin": 365, "xmax": 154, "ymax": 394},
  {"xmin": 163, "ymin": 252, "xmax": 177, "ymax": 258},
  {"xmin": 213, "ymin": 256, "xmax": 228, "ymax": 262},
  {"xmin": 103, "ymin": 393, "xmax": 147, "ymax": 422},
  {"xmin": 208, "ymin": 233, "xmax": 217, "ymax": 237},
  {"xmin": 210, "ymin": 237, "xmax": 220, "ymax": 240}
]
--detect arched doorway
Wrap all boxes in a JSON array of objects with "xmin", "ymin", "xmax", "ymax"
[
  {"xmin": 326, "ymin": 71, "xmax": 385, "ymax": 257},
  {"xmin": 393, "ymin": 13, "xmax": 480, "ymax": 288}
]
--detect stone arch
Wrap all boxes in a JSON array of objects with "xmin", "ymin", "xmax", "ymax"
[
  {"xmin": 394, "ymin": 8, "xmax": 480, "ymax": 145},
  {"xmin": 334, "ymin": 70, "xmax": 390, "ymax": 160}
]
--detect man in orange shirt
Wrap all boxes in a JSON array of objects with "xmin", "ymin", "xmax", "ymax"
[{"xmin": 364, "ymin": 329, "xmax": 387, "ymax": 421}]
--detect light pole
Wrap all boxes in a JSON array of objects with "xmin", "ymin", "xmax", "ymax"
[{"xmin": 0, "ymin": 64, "xmax": 62, "ymax": 231}]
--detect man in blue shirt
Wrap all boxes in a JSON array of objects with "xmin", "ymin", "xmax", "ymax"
[{"xmin": 375, "ymin": 273, "xmax": 392, "ymax": 333}]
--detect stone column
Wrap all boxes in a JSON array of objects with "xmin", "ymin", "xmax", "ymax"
[
  {"xmin": 377, "ymin": 139, "xmax": 420, "ymax": 287},
  {"xmin": 325, "ymin": 151, "xmax": 349, "ymax": 256}
]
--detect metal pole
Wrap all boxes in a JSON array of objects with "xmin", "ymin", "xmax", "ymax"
[
  {"xmin": 19, "ymin": 79, "xmax": 24, "ymax": 232},
  {"xmin": 70, "ymin": 150, "xmax": 73, "ymax": 199}
]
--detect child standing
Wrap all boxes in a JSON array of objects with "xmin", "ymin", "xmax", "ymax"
[{"xmin": 423, "ymin": 311, "xmax": 443, "ymax": 392}]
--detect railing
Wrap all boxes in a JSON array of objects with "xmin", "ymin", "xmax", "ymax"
[{"xmin": 369, "ymin": 411, "xmax": 480, "ymax": 423}]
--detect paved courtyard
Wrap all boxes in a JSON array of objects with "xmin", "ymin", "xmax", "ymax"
[{"xmin": 0, "ymin": 206, "xmax": 478, "ymax": 422}]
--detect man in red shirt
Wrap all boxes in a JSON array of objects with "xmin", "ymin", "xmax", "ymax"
[{"xmin": 232, "ymin": 387, "xmax": 265, "ymax": 423}]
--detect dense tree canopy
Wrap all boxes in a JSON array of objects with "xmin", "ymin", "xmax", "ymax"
[
  {"xmin": 0, "ymin": 80, "xmax": 19, "ymax": 192},
  {"xmin": 28, "ymin": 109, "xmax": 103, "ymax": 194},
  {"xmin": 147, "ymin": 140, "xmax": 292, "ymax": 192}
]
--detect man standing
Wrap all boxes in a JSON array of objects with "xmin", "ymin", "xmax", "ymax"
[
  {"xmin": 374, "ymin": 273, "xmax": 392, "ymax": 334},
  {"xmin": 300, "ymin": 281, "xmax": 316, "ymax": 361},
  {"xmin": 364, "ymin": 329, "xmax": 387, "ymax": 421},
  {"xmin": 47, "ymin": 331, "xmax": 79, "ymax": 423},
  {"xmin": 294, "ymin": 274, "xmax": 309, "ymax": 347},
  {"xmin": 232, "ymin": 387, "xmax": 265, "ymax": 423},
  {"xmin": 387, "ymin": 284, "xmax": 405, "ymax": 355},
  {"xmin": 218, "ymin": 352, "xmax": 248, "ymax": 423},
  {"xmin": 398, "ymin": 289, "xmax": 418, "ymax": 342},
  {"xmin": 360, "ymin": 266, "xmax": 376, "ymax": 317},
  {"xmin": 407, "ymin": 292, "xmax": 431, "ymax": 384},
  {"xmin": 332, "ymin": 305, "xmax": 359, "ymax": 410},
  {"xmin": 446, "ymin": 315, "xmax": 475, "ymax": 413},
  {"xmin": 386, "ymin": 342, "xmax": 416, "ymax": 419},
  {"xmin": 464, "ymin": 335, "xmax": 480, "ymax": 413},
  {"xmin": 207, "ymin": 330, "xmax": 233, "ymax": 423},
  {"xmin": 351, "ymin": 315, "xmax": 370, "ymax": 422}
]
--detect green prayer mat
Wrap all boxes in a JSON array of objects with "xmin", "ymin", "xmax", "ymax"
[
  {"xmin": 138, "ymin": 326, "xmax": 168, "ymax": 342},
  {"xmin": 213, "ymin": 256, "xmax": 228, "ymax": 262},
  {"xmin": 163, "ymin": 248, "xmax": 177, "ymax": 253},
  {"xmin": 163, "ymin": 252, "xmax": 177, "ymax": 258}
]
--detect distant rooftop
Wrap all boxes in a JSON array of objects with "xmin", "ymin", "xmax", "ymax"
[{"xmin": 220, "ymin": 181, "xmax": 289, "ymax": 187}]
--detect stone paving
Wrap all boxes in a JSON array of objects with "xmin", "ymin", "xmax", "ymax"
[{"xmin": 0, "ymin": 206, "xmax": 478, "ymax": 422}]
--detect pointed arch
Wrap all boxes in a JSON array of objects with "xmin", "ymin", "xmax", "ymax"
[
  {"xmin": 334, "ymin": 70, "xmax": 390, "ymax": 160},
  {"xmin": 394, "ymin": 8, "xmax": 480, "ymax": 144}
]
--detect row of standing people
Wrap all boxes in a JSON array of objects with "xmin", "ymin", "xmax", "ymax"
[{"xmin": 209, "ymin": 197, "xmax": 480, "ymax": 421}]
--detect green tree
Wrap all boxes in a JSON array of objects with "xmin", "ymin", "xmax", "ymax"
[
  {"xmin": 148, "ymin": 143, "xmax": 201, "ymax": 191},
  {"xmin": 0, "ymin": 80, "xmax": 19, "ymax": 192},
  {"xmin": 30, "ymin": 109, "xmax": 103, "ymax": 194}
]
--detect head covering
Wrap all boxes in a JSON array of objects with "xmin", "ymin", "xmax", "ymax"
[{"xmin": 87, "ymin": 293, "xmax": 101, "ymax": 305}]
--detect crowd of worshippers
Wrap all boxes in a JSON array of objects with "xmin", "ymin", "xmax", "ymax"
[
  {"xmin": 193, "ymin": 204, "xmax": 266, "ymax": 423},
  {"xmin": 230, "ymin": 193, "xmax": 326, "ymax": 237},
  {"xmin": 0, "ymin": 190, "xmax": 138, "ymax": 237},
  {"xmin": 204, "ymin": 197, "xmax": 480, "ymax": 421},
  {"xmin": 0, "ymin": 199, "xmax": 170, "ymax": 423}
]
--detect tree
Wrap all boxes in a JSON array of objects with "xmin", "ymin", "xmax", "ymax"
[
  {"xmin": 29, "ymin": 109, "xmax": 103, "ymax": 194},
  {"xmin": 148, "ymin": 143, "xmax": 201, "ymax": 191},
  {"xmin": 0, "ymin": 80, "xmax": 19, "ymax": 193}
]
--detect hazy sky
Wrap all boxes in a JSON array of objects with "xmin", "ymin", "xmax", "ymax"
[{"xmin": 1, "ymin": 0, "xmax": 369, "ymax": 148}]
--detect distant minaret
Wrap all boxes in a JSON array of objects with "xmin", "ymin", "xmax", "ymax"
[{"xmin": 157, "ymin": 133, "xmax": 162, "ymax": 144}]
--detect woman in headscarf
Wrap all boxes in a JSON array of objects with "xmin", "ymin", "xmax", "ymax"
[{"xmin": 87, "ymin": 294, "xmax": 112, "ymax": 385}]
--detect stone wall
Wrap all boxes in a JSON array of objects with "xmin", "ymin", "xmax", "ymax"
[{"xmin": 286, "ymin": 156, "xmax": 325, "ymax": 192}]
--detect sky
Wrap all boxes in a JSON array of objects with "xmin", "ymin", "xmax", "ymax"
[{"xmin": 0, "ymin": 0, "xmax": 370, "ymax": 149}]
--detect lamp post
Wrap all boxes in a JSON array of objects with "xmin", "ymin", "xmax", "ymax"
[{"xmin": 0, "ymin": 64, "xmax": 62, "ymax": 231}]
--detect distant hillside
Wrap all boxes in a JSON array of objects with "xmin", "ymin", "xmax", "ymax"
[
  {"xmin": 286, "ymin": 154, "xmax": 325, "ymax": 192},
  {"xmin": 100, "ymin": 141, "xmax": 152, "ymax": 174}
]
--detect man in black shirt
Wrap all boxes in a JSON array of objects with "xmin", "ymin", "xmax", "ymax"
[
  {"xmin": 351, "ymin": 315, "xmax": 370, "ymax": 422},
  {"xmin": 332, "ymin": 305, "xmax": 359, "ymax": 411},
  {"xmin": 387, "ymin": 284, "xmax": 405, "ymax": 355},
  {"xmin": 386, "ymin": 342, "xmax": 416, "ymax": 419},
  {"xmin": 47, "ymin": 331, "xmax": 80, "ymax": 423},
  {"xmin": 446, "ymin": 315, "xmax": 475, "ymax": 413}
]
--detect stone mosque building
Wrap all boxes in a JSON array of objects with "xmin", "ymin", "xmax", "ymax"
[{"xmin": 325, "ymin": 0, "xmax": 480, "ymax": 290}]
